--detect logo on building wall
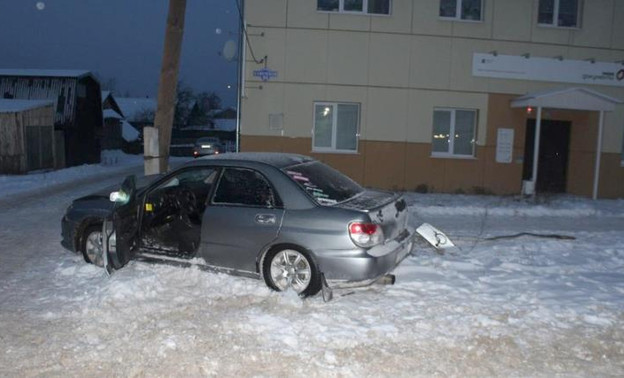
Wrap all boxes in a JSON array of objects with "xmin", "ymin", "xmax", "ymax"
[
  {"xmin": 252, "ymin": 67, "xmax": 278, "ymax": 82},
  {"xmin": 473, "ymin": 53, "xmax": 624, "ymax": 88}
]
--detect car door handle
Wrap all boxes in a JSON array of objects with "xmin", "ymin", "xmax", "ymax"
[{"xmin": 255, "ymin": 214, "xmax": 276, "ymax": 225}]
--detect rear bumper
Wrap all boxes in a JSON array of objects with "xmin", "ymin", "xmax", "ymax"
[{"xmin": 318, "ymin": 229, "xmax": 416, "ymax": 289}]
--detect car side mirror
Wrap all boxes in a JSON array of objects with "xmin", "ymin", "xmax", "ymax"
[
  {"xmin": 109, "ymin": 190, "xmax": 129, "ymax": 203},
  {"xmin": 110, "ymin": 175, "xmax": 137, "ymax": 204}
]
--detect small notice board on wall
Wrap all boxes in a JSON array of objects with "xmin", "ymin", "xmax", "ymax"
[{"xmin": 496, "ymin": 128, "xmax": 514, "ymax": 163}]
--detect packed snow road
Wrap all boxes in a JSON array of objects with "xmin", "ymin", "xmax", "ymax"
[{"xmin": 1, "ymin": 161, "xmax": 623, "ymax": 376}]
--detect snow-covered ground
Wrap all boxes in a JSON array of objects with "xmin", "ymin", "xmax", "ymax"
[{"xmin": 0, "ymin": 155, "xmax": 623, "ymax": 376}]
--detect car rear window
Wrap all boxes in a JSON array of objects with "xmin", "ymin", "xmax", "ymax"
[{"xmin": 283, "ymin": 161, "xmax": 363, "ymax": 206}]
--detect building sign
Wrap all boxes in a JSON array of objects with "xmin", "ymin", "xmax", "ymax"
[
  {"xmin": 496, "ymin": 128, "xmax": 514, "ymax": 164},
  {"xmin": 473, "ymin": 53, "xmax": 624, "ymax": 88},
  {"xmin": 253, "ymin": 67, "xmax": 278, "ymax": 82}
]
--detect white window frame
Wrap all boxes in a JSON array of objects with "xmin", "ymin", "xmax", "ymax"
[
  {"xmin": 317, "ymin": 0, "xmax": 391, "ymax": 16},
  {"xmin": 439, "ymin": 0, "xmax": 484, "ymax": 22},
  {"xmin": 312, "ymin": 102, "xmax": 360, "ymax": 154},
  {"xmin": 431, "ymin": 108, "xmax": 477, "ymax": 159},
  {"xmin": 537, "ymin": 0, "xmax": 582, "ymax": 28}
]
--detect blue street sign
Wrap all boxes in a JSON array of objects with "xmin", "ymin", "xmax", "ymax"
[{"xmin": 253, "ymin": 67, "xmax": 278, "ymax": 82}]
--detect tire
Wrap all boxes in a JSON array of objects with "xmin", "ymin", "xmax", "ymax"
[
  {"xmin": 262, "ymin": 247, "xmax": 322, "ymax": 297},
  {"xmin": 82, "ymin": 225, "xmax": 104, "ymax": 267}
]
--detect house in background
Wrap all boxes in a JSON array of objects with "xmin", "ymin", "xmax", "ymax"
[
  {"xmin": 211, "ymin": 106, "xmax": 237, "ymax": 132},
  {"xmin": 101, "ymin": 92, "xmax": 141, "ymax": 152},
  {"xmin": 241, "ymin": 0, "xmax": 624, "ymax": 199},
  {"xmin": 0, "ymin": 99, "xmax": 57, "ymax": 174},
  {"xmin": 101, "ymin": 91, "xmax": 124, "ymax": 118},
  {"xmin": 114, "ymin": 97, "xmax": 157, "ymax": 130},
  {"xmin": 0, "ymin": 69, "xmax": 102, "ymax": 167}
]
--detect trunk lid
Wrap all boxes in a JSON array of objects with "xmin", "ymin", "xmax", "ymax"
[{"xmin": 336, "ymin": 190, "xmax": 409, "ymax": 242}]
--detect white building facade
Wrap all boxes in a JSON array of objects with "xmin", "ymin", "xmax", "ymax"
[{"xmin": 240, "ymin": 0, "xmax": 624, "ymax": 198}]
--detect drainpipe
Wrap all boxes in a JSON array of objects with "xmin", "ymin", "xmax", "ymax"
[
  {"xmin": 592, "ymin": 110, "xmax": 605, "ymax": 200},
  {"xmin": 531, "ymin": 106, "xmax": 543, "ymax": 199}
]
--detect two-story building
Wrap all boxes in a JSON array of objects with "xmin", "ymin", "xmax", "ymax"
[{"xmin": 240, "ymin": 0, "xmax": 624, "ymax": 198}]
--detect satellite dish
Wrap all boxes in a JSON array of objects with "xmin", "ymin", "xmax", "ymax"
[{"xmin": 222, "ymin": 40, "xmax": 237, "ymax": 62}]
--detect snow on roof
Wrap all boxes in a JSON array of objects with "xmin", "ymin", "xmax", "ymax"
[
  {"xmin": 0, "ymin": 68, "xmax": 92, "ymax": 79},
  {"xmin": 122, "ymin": 120, "xmax": 140, "ymax": 142},
  {"xmin": 101, "ymin": 91, "xmax": 111, "ymax": 103},
  {"xmin": 0, "ymin": 99, "xmax": 53, "ymax": 113},
  {"xmin": 103, "ymin": 108, "xmax": 123, "ymax": 119},
  {"xmin": 115, "ymin": 97, "xmax": 157, "ymax": 122},
  {"xmin": 213, "ymin": 119, "xmax": 237, "ymax": 131}
]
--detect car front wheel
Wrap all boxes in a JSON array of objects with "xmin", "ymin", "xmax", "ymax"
[
  {"xmin": 82, "ymin": 225, "xmax": 104, "ymax": 267},
  {"xmin": 263, "ymin": 248, "xmax": 321, "ymax": 297}
]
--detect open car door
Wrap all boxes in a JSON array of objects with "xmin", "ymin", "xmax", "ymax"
[{"xmin": 103, "ymin": 175, "xmax": 140, "ymax": 274}]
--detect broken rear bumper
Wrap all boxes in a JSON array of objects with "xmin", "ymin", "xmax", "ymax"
[{"xmin": 320, "ymin": 229, "xmax": 416, "ymax": 290}]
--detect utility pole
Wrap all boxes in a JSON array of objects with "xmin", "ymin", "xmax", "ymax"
[{"xmin": 145, "ymin": 0, "xmax": 187, "ymax": 174}]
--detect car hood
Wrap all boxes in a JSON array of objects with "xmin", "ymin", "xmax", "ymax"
[{"xmin": 73, "ymin": 173, "xmax": 163, "ymax": 203}]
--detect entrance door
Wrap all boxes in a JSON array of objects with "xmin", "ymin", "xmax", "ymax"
[{"xmin": 523, "ymin": 120, "xmax": 571, "ymax": 193}]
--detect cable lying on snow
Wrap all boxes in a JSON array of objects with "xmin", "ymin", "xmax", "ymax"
[{"xmin": 484, "ymin": 232, "xmax": 576, "ymax": 241}]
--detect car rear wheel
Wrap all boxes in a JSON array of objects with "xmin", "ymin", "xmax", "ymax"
[
  {"xmin": 263, "ymin": 248, "xmax": 321, "ymax": 297},
  {"xmin": 82, "ymin": 225, "xmax": 104, "ymax": 267}
]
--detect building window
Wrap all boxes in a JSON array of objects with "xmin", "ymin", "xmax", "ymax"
[
  {"xmin": 317, "ymin": 0, "xmax": 391, "ymax": 15},
  {"xmin": 431, "ymin": 108, "xmax": 477, "ymax": 157},
  {"xmin": 439, "ymin": 0, "xmax": 482, "ymax": 21},
  {"xmin": 313, "ymin": 102, "xmax": 359, "ymax": 153},
  {"xmin": 538, "ymin": 0, "xmax": 580, "ymax": 28}
]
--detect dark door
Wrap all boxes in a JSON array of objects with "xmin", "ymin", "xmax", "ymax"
[
  {"xmin": 105, "ymin": 176, "xmax": 139, "ymax": 272},
  {"xmin": 201, "ymin": 167, "xmax": 284, "ymax": 273},
  {"xmin": 140, "ymin": 167, "xmax": 218, "ymax": 257},
  {"xmin": 523, "ymin": 120, "xmax": 571, "ymax": 193}
]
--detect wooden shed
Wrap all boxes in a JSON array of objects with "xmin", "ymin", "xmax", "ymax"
[
  {"xmin": 0, "ymin": 99, "xmax": 57, "ymax": 174},
  {"xmin": 0, "ymin": 69, "xmax": 102, "ymax": 167}
]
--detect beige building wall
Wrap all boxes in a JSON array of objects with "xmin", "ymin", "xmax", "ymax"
[{"xmin": 242, "ymin": 0, "xmax": 624, "ymax": 198}]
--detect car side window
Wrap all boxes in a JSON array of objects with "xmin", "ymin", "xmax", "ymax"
[
  {"xmin": 146, "ymin": 167, "xmax": 217, "ymax": 209},
  {"xmin": 213, "ymin": 168, "xmax": 279, "ymax": 208}
]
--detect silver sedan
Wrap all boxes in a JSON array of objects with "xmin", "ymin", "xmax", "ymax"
[{"xmin": 62, "ymin": 153, "xmax": 447, "ymax": 297}]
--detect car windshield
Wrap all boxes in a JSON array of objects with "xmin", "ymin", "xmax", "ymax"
[{"xmin": 283, "ymin": 161, "xmax": 363, "ymax": 206}]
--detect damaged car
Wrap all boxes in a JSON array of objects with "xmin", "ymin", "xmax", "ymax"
[{"xmin": 61, "ymin": 153, "xmax": 452, "ymax": 298}]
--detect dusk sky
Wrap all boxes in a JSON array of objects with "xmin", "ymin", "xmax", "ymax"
[{"xmin": 0, "ymin": 0, "xmax": 240, "ymax": 106}]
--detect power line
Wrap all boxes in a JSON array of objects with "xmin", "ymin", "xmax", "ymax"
[{"xmin": 234, "ymin": 0, "xmax": 265, "ymax": 65}]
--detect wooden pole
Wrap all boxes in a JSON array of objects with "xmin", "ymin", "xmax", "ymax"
[{"xmin": 146, "ymin": 0, "xmax": 187, "ymax": 174}]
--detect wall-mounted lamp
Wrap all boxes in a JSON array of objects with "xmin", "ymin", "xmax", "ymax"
[
  {"xmin": 553, "ymin": 55, "xmax": 564, "ymax": 61},
  {"xmin": 521, "ymin": 53, "xmax": 530, "ymax": 59},
  {"xmin": 586, "ymin": 58, "xmax": 596, "ymax": 64},
  {"xmin": 489, "ymin": 50, "xmax": 498, "ymax": 57},
  {"xmin": 526, "ymin": 106, "xmax": 533, "ymax": 114}
]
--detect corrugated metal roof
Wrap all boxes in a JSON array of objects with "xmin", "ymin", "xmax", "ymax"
[
  {"xmin": 0, "ymin": 99, "xmax": 53, "ymax": 113},
  {"xmin": 0, "ymin": 68, "xmax": 92, "ymax": 79}
]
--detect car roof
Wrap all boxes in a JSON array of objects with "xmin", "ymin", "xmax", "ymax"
[{"xmin": 190, "ymin": 152, "xmax": 315, "ymax": 169}]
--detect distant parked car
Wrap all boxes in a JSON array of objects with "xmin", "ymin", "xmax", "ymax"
[
  {"xmin": 61, "ymin": 153, "xmax": 451, "ymax": 297},
  {"xmin": 192, "ymin": 137, "xmax": 223, "ymax": 158}
]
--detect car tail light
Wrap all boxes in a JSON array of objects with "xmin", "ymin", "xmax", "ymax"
[{"xmin": 349, "ymin": 222, "xmax": 384, "ymax": 248}]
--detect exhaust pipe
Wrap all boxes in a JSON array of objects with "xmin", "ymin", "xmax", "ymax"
[{"xmin": 376, "ymin": 274, "xmax": 396, "ymax": 286}]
